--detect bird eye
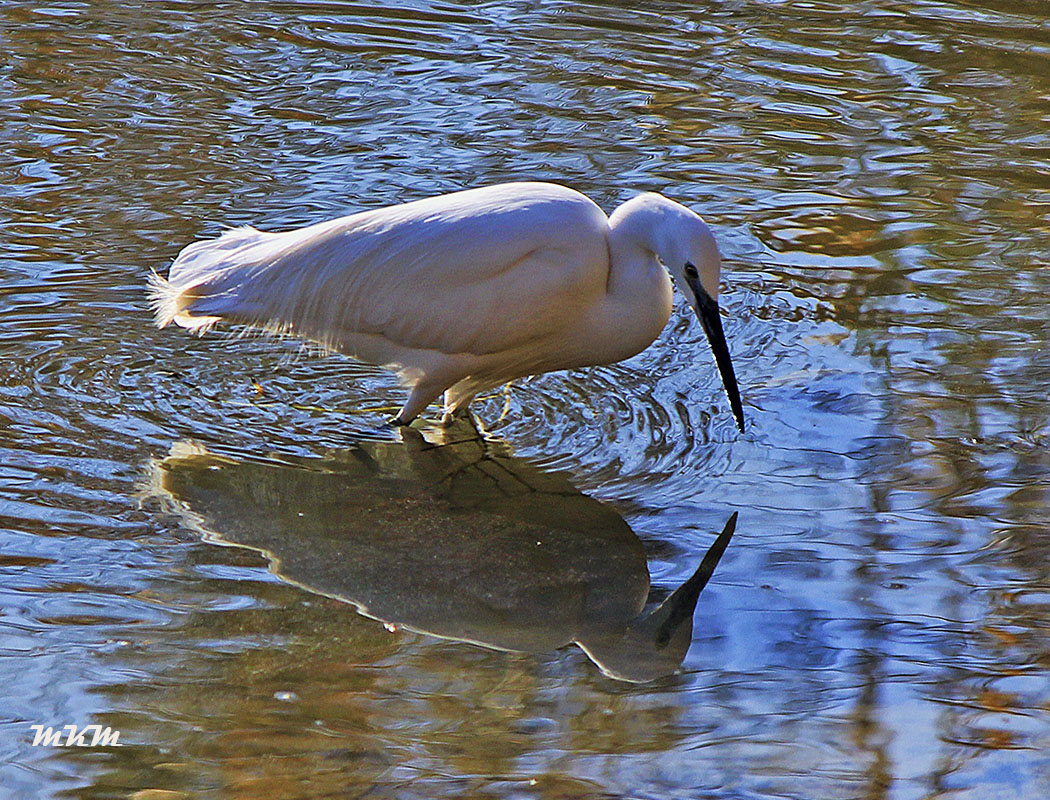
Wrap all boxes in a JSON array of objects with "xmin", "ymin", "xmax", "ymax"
[{"xmin": 684, "ymin": 262, "xmax": 699, "ymax": 281}]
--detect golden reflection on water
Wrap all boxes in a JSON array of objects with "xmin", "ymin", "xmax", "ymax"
[{"xmin": 2, "ymin": 0, "xmax": 1050, "ymax": 797}]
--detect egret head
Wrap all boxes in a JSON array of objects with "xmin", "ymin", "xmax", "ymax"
[{"xmin": 660, "ymin": 204, "xmax": 745, "ymax": 433}]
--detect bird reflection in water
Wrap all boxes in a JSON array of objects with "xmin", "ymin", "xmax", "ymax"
[{"xmin": 153, "ymin": 425, "xmax": 737, "ymax": 683}]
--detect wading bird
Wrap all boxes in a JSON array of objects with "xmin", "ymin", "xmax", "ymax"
[{"xmin": 150, "ymin": 182, "xmax": 744, "ymax": 430}]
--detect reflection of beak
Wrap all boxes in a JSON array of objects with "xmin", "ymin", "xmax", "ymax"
[
  {"xmin": 577, "ymin": 512, "xmax": 739, "ymax": 683},
  {"xmin": 650, "ymin": 511, "xmax": 737, "ymax": 650},
  {"xmin": 687, "ymin": 276, "xmax": 745, "ymax": 433}
]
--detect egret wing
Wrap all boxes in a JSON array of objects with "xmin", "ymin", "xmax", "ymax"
[{"xmin": 163, "ymin": 183, "xmax": 610, "ymax": 358}]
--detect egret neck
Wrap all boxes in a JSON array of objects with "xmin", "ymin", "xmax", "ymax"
[
  {"xmin": 581, "ymin": 203, "xmax": 675, "ymax": 366},
  {"xmin": 589, "ymin": 193, "xmax": 745, "ymax": 431}
]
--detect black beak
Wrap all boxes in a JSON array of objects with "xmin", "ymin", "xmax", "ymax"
[{"xmin": 687, "ymin": 276, "xmax": 745, "ymax": 433}]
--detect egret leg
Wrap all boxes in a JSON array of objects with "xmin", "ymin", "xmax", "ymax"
[
  {"xmin": 441, "ymin": 388, "xmax": 477, "ymax": 427},
  {"xmin": 440, "ymin": 406, "xmax": 475, "ymax": 426},
  {"xmin": 393, "ymin": 382, "xmax": 446, "ymax": 425}
]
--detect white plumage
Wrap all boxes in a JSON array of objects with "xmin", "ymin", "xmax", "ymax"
[{"xmin": 150, "ymin": 181, "xmax": 744, "ymax": 429}]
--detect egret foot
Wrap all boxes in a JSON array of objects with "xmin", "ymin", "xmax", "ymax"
[
  {"xmin": 366, "ymin": 416, "xmax": 409, "ymax": 439},
  {"xmin": 397, "ymin": 423, "xmax": 427, "ymax": 447},
  {"xmin": 441, "ymin": 407, "xmax": 484, "ymax": 437},
  {"xmin": 440, "ymin": 407, "xmax": 470, "ymax": 427},
  {"xmin": 369, "ymin": 415, "xmax": 414, "ymax": 439}
]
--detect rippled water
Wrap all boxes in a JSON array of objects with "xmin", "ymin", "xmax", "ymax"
[{"xmin": 3, "ymin": 0, "xmax": 1050, "ymax": 797}]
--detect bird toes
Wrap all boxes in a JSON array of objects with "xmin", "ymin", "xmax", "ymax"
[
  {"xmin": 440, "ymin": 407, "xmax": 486, "ymax": 438},
  {"xmin": 441, "ymin": 406, "xmax": 475, "ymax": 427}
]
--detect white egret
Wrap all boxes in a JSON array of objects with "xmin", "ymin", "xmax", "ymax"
[{"xmin": 149, "ymin": 182, "xmax": 744, "ymax": 430}]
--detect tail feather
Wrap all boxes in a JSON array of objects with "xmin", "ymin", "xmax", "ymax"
[
  {"xmin": 147, "ymin": 269, "xmax": 180, "ymax": 328},
  {"xmin": 149, "ymin": 225, "xmax": 269, "ymax": 333},
  {"xmin": 147, "ymin": 270, "xmax": 221, "ymax": 333}
]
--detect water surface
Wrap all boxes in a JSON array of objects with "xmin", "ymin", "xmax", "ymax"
[{"xmin": 2, "ymin": 0, "xmax": 1050, "ymax": 797}]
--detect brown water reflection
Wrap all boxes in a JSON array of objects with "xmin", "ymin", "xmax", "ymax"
[
  {"xmin": 3, "ymin": 0, "xmax": 1050, "ymax": 797},
  {"xmin": 154, "ymin": 429, "xmax": 736, "ymax": 684}
]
